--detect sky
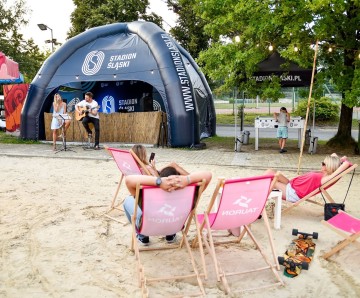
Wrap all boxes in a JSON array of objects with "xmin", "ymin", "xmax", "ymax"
[{"xmin": 8, "ymin": 0, "xmax": 177, "ymax": 51}]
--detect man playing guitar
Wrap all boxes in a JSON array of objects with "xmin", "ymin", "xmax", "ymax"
[{"xmin": 75, "ymin": 92, "xmax": 101, "ymax": 149}]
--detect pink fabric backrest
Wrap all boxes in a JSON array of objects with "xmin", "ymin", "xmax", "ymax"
[
  {"xmin": 327, "ymin": 212, "xmax": 360, "ymax": 234},
  {"xmin": 108, "ymin": 148, "xmax": 142, "ymax": 176},
  {"xmin": 209, "ymin": 175, "xmax": 273, "ymax": 230},
  {"xmin": 139, "ymin": 184, "xmax": 197, "ymax": 236}
]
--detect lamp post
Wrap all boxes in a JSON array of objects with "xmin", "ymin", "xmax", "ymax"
[{"xmin": 37, "ymin": 23, "xmax": 54, "ymax": 52}]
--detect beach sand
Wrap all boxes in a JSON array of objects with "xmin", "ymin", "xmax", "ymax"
[{"xmin": 1, "ymin": 149, "xmax": 360, "ymax": 297}]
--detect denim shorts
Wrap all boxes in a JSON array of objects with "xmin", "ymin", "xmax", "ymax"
[
  {"xmin": 286, "ymin": 183, "xmax": 300, "ymax": 202},
  {"xmin": 277, "ymin": 126, "xmax": 288, "ymax": 139}
]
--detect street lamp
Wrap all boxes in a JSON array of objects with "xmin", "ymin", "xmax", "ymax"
[{"xmin": 37, "ymin": 23, "xmax": 54, "ymax": 52}]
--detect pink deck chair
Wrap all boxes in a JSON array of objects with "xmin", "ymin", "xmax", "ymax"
[
  {"xmin": 321, "ymin": 210, "xmax": 360, "ymax": 260},
  {"xmin": 193, "ymin": 174, "xmax": 284, "ymax": 294},
  {"xmin": 131, "ymin": 180, "xmax": 207, "ymax": 297},
  {"xmin": 103, "ymin": 147, "xmax": 151, "ymax": 223},
  {"xmin": 282, "ymin": 163, "xmax": 357, "ymax": 215}
]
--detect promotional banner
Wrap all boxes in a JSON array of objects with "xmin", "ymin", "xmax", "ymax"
[
  {"xmin": 3, "ymin": 84, "xmax": 29, "ymax": 133},
  {"xmin": 252, "ymin": 52, "xmax": 313, "ymax": 87}
]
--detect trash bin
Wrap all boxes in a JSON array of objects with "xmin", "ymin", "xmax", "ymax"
[
  {"xmin": 308, "ymin": 136, "xmax": 318, "ymax": 154},
  {"xmin": 242, "ymin": 130, "xmax": 250, "ymax": 145},
  {"xmin": 305, "ymin": 129, "xmax": 311, "ymax": 145},
  {"xmin": 235, "ymin": 137, "xmax": 241, "ymax": 152}
]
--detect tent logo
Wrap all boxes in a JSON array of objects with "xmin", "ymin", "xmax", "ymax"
[
  {"xmin": 102, "ymin": 95, "xmax": 115, "ymax": 113},
  {"xmin": 153, "ymin": 100, "xmax": 162, "ymax": 111},
  {"xmin": 82, "ymin": 51, "xmax": 105, "ymax": 76}
]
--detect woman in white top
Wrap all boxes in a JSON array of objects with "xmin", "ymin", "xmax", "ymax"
[{"xmin": 51, "ymin": 93, "xmax": 70, "ymax": 150}]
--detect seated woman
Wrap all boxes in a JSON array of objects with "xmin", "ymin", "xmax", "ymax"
[
  {"xmin": 131, "ymin": 144, "xmax": 189, "ymax": 177},
  {"xmin": 51, "ymin": 93, "xmax": 71, "ymax": 150},
  {"xmin": 123, "ymin": 166, "xmax": 212, "ymax": 245},
  {"xmin": 265, "ymin": 153, "xmax": 352, "ymax": 202}
]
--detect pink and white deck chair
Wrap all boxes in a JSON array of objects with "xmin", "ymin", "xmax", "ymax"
[
  {"xmin": 103, "ymin": 147, "xmax": 151, "ymax": 223},
  {"xmin": 193, "ymin": 175, "xmax": 284, "ymax": 294},
  {"xmin": 282, "ymin": 163, "xmax": 357, "ymax": 215},
  {"xmin": 131, "ymin": 181, "xmax": 207, "ymax": 297},
  {"xmin": 321, "ymin": 210, "xmax": 360, "ymax": 260}
]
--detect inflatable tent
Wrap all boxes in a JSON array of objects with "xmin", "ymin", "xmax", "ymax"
[{"xmin": 20, "ymin": 21, "xmax": 216, "ymax": 147}]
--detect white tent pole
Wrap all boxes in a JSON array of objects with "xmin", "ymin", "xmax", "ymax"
[{"xmin": 297, "ymin": 40, "xmax": 319, "ymax": 174}]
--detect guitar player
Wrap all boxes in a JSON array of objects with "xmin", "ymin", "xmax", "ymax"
[{"xmin": 75, "ymin": 92, "xmax": 101, "ymax": 150}]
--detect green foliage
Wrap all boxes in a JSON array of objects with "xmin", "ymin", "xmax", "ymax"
[
  {"xmin": 258, "ymin": 76, "xmax": 284, "ymax": 102},
  {"xmin": 166, "ymin": 0, "xmax": 210, "ymax": 59},
  {"xmin": 294, "ymin": 97, "xmax": 339, "ymax": 121},
  {"xmin": 0, "ymin": 0, "xmax": 46, "ymax": 83},
  {"xmin": 194, "ymin": 0, "xmax": 360, "ymax": 143},
  {"xmin": 68, "ymin": 0, "xmax": 163, "ymax": 38}
]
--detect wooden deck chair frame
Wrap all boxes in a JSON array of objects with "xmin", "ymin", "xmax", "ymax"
[
  {"xmin": 192, "ymin": 175, "xmax": 284, "ymax": 294},
  {"xmin": 282, "ymin": 163, "xmax": 358, "ymax": 215},
  {"xmin": 130, "ymin": 180, "xmax": 207, "ymax": 298},
  {"xmin": 103, "ymin": 146, "xmax": 151, "ymax": 224},
  {"xmin": 321, "ymin": 210, "xmax": 360, "ymax": 260}
]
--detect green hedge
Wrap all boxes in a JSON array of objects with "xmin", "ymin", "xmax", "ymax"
[{"xmin": 293, "ymin": 97, "xmax": 339, "ymax": 121}]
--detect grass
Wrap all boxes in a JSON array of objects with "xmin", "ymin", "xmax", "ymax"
[
  {"xmin": 208, "ymin": 106, "xmax": 359, "ymax": 154},
  {"xmin": 1, "ymin": 109, "xmax": 358, "ymax": 156},
  {"xmin": 216, "ymin": 113, "xmax": 267, "ymax": 125},
  {"xmin": 0, "ymin": 131, "xmax": 41, "ymax": 144},
  {"xmin": 216, "ymin": 110, "xmax": 359, "ymax": 128},
  {"xmin": 214, "ymin": 102, "xmax": 287, "ymax": 110},
  {"xmin": 201, "ymin": 134, "xmax": 356, "ymax": 156}
]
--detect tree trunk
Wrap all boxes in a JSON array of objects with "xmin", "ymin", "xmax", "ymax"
[
  {"xmin": 327, "ymin": 103, "xmax": 356, "ymax": 149},
  {"xmin": 336, "ymin": 104, "xmax": 353, "ymax": 138}
]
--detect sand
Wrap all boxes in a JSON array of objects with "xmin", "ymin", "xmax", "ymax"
[{"xmin": 1, "ymin": 149, "xmax": 360, "ymax": 298}]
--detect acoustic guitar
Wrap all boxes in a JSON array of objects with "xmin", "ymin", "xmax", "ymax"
[{"xmin": 75, "ymin": 106, "xmax": 99, "ymax": 121}]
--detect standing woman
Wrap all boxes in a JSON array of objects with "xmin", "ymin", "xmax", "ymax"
[{"xmin": 51, "ymin": 93, "xmax": 70, "ymax": 150}]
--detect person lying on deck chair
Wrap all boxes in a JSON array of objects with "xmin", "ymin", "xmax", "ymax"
[
  {"xmin": 123, "ymin": 166, "xmax": 212, "ymax": 246},
  {"xmin": 265, "ymin": 153, "xmax": 352, "ymax": 202}
]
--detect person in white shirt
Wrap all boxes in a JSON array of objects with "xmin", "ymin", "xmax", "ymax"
[{"xmin": 75, "ymin": 92, "xmax": 100, "ymax": 149}]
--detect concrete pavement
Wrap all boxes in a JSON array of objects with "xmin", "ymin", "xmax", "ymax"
[{"xmin": 1, "ymin": 142, "xmax": 359, "ymax": 173}]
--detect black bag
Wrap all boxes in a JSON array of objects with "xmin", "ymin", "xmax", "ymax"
[
  {"xmin": 321, "ymin": 168, "xmax": 355, "ymax": 221},
  {"xmin": 324, "ymin": 203, "xmax": 345, "ymax": 221}
]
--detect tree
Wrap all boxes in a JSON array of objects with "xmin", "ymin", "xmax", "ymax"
[
  {"xmin": 0, "ymin": 0, "xmax": 46, "ymax": 83},
  {"xmin": 194, "ymin": 0, "xmax": 360, "ymax": 149},
  {"xmin": 166, "ymin": 0, "xmax": 210, "ymax": 59},
  {"xmin": 68, "ymin": 0, "xmax": 163, "ymax": 38}
]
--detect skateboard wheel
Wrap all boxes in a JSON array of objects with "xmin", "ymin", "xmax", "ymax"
[
  {"xmin": 302, "ymin": 262, "xmax": 309, "ymax": 270},
  {"xmin": 278, "ymin": 256, "xmax": 284, "ymax": 265},
  {"xmin": 292, "ymin": 229, "xmax": 298, "ymax": 236},
  {"xmin": 312, "ymin": 232, "xmax": 319, "ymax": 239}
]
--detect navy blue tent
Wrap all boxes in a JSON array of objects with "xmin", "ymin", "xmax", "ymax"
[{"xmin": 20, "ymin": 21, "xmax": 216, "ymax": 147}]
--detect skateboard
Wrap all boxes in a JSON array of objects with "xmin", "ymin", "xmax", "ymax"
[{"xmin": 278, "ymin": 228, "xmax": 318, "ymax": 278}]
